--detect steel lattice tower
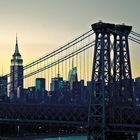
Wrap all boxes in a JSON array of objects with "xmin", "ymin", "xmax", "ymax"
[
  {"xmin": 88, "ymin": 22, "xmax": 134, "ymax": 140},
  {"xmin": 88, "ymin": 22, "xmax": 114, "ymax": 140},
  {"xmin": 113, "ymin": 25, "xmax": 133, "ymax": 105}
]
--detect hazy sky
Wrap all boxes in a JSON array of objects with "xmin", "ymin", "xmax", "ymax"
[{"xmin": 0, "ymin": 0, "xmax": 140, "ymax": 78}]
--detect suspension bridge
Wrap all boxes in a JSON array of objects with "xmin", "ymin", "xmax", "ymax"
[{"xmin": 0, "ymin": 21, "xmax": 140, "ymax": 140}]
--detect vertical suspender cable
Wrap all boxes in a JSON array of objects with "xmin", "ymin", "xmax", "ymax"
[
  {"xmin": 44, "ymin": 60, "xmax": 46, "ymax": 79},
  {"xmin": 66, "ymin": 49, "xmax": 67, "ymax": 80},
  {"xmin": 54, "ymin": 56, "xmax": 56, "ymax": 77},
  {"xmin": 80, "ymin": 40, "xmax": 82, "ymax": 80},
  {"xmin": 83, "ymin": 41, "xmax": 85, "ymax": 85},
  {"xmin": 87, "ymin": 36, "xmax": 90, "ymax": 82},
  {"xmin": 58, "ymin": 52, "xmax": 60, "ymax": 77},
  {"xmin": 48, "ymin": 59, "xmax": 50, "ymax": 91},
  {"xmin": 61, "ymin": 49, "xmax": 63, "ymax": 79},
  {"xmin": 30, "ymin": 66, "xmax": 31, "ymax": 88},
  {"xmin": 69, "ymin": 49, "xmax": 71, "ymax": 70},
  {"xmin": 76, "ymin": 43, "xmax": 78, "ymax": 81},
  {"xmin": 51, "ymin": 56, "xmax": 53, "ymax": 88},
  {"xmin": 40, "ymin": 62, "xmax": 42, "ymax": 78}
]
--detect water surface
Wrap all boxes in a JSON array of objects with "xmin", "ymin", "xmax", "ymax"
[{"xmin": 35, "ymin": 136, "xmax": 87, "ymax": 140}]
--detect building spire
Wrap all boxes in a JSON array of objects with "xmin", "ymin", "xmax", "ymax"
[
  {"xmin": 16, "ymin": 33, "xmax": 18, "ymax": 45},
  {"xmin": 58, "ymin": 54, "xmax": 60, "ymax": 78},
  {"xmin": 1, "ymin": 64, "xmax": 3, "ymax": 76},
  {"xmin": 14, "ymin": 34, "xmax": 20, "ymax": 56},
  {"xmin": 72, "ymin": 57, "xmax": 74, "ymax": 69}
]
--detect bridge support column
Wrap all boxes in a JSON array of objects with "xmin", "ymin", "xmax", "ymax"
[
  {"xmin": 88, "ymin": 21, "xmax": 114, "ymax": 140},
  {"xmin": 112, "ymin": 24, "xmax": 133, "ymax": 105},
  {"xmin": 88, "ymin": 21, "xmax": 134, "ymax": 140}
]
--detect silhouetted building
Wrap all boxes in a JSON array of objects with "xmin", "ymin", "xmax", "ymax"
[
  {"xmin": 61, "ymin": 81, "xmax": 70, "ymax": 104},
  {"xmin": 35, "ymin": 78, "xmax": 46, "ymax": 101},
  {"xmin": 87, "ymin": 81, "xmax": 92, "ymax": 101},
  {"xmin": 71, "ymin": 80, "xmax": 84, "ymax": 104},
  {"xmin": 134, "ymin": 77, "xmax": 140, "ymax": 105},
  {"xmin": 26, "ymin": 86, "xmax": 36, "ymax": 103},
  {"xmin": 56, "ymin": 80, "xmax": 71, "ymax": 104},
  {"xmin": 68, "ymin": 67, "xmax": 78, "ymax": 90},
  {"xmin": 0, "ymin": 75, "xmax": 7, "ymax": 100},
  {"xmin": 50, "ymin": 77, "xmax": 63, "ymax": 92},
  {"xmin": 10, "ymin": 36, "xmax": 23, "ymax": 102},
  {"xmin": 50, "ymin": 77, "xmax": 63, "ymax": 104}
]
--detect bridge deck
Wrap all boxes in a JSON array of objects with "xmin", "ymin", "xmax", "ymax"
[{"xmin": 0, "ymin": 103, "xmax": 140, "ymax": 133}]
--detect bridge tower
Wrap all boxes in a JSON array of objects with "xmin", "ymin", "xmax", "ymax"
[
  {"xmin": 108, "ymin": 24, "xmax": 137, "ymax": 140},
  {"xmin": 112, "ymin": 24, "xmax": 133, "ymax": 105},
  {"xmin": 88, "ymin": 21, "xmax": 114, "ymax": 140},
  {"xmin": 88, "ymin": 21, "xmax": 134, "ymax": 140}
]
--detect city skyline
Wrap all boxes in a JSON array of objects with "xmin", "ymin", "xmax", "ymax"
[
  {"xmin": 0, "ymin": 2, "xmax": 140, "ymax": 138},
  {"xmin": 0, "ymin": 0, "xmax": 140, "ymax": 78}
]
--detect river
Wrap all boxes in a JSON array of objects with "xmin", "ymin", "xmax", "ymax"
[
  {"xmin": 2, "ymin": 135, "xmax": 140, "ymax": 140},
  {"xmin": 35, "ymin": 135, "xmax": 140, "ymax": 140},
  {"xmin": 35, "ymin": 136, "xmax": 87, "ymax": 140}
]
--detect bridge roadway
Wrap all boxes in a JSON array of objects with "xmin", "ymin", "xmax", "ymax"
[{"xmin": 0, "ymin": 103, "xmax": 140, "ymax": 133}]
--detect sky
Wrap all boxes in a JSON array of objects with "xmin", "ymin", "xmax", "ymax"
[{"xmin": 0, "ymin": 0, "xmax": 140, "ymax": 78}]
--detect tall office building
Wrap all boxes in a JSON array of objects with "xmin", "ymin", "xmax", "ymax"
[
  {"xmin": 68, "ymin": 67, "xmax": 78, "ymax": 90},
  {"xmin": 50, "ymin": 77, "xmax": 63, "ymax": 92},
  {"xmin": 50, "ymin": 77, "xmax": 63, "ymax": 103},
  {"xmin": 10, "ymin": 36, "xmax": 23, "ymax": 101},
  {"xmin": 26, "ymin": 86, "xmax": 36, "ymax": 103},
  {"xmin": 134, "ymin": 77, "xmax": 140, "ymax": 105},
  {"xmin": 0, "ymin": 75, "xmax": 7, "ymax": 98},
  {"xmin": 35, "ymin": 78, "xmax": 46, "ymax": 100}
]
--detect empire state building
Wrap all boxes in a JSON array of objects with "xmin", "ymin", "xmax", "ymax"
[{"xmin": 10, "ymin": 36, "xmax": 23, "ymax": 101}]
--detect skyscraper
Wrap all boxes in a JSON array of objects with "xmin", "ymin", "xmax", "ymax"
[
  {"xmin": 134, "ymin": 77, "xmax": 140, "ymax": 105},
  {"xmin": 50, "ymin": 77, "xmax": 63, "ymax": 92},
  {"xmin": 35, "ymin": 78, "xmax": 46, "ymax": 101},
  {"xmin": 10, "ymin": 35, "xmax": 23, "ymax": 101},
  {"xmin": 50, "ymin": 77, "xmax": 63, "ymax": 104},
  {"xmin": 68, "ymin": 67, "xmax": 78, "ymax": 90},
  {"xmin": 0, "ymin": 75, "xmax": 7, "ymax": 99}
]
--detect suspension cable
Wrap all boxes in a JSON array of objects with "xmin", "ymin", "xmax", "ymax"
[
  {"xmin": 5, "ymin": 30, "xmax": 94, "ymax": 78},
  {"xmin": 108, "ymin": 28, "xmax": 140, "ymax": 44},
  {"xmin": 131, "ymin": 31, "xmax": 140, "ymax": 38},
  {"xmin": 24, "ymin": 41, "xmax": 95, "ymax": 78},
  {"xmin": 7, "ymin": 41, "xmax": 95, "ymax": 85}
]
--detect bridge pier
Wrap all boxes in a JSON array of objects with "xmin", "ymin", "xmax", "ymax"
[
  {"xmin": 88, "ymin": 21, "xmax": 115, "ymax": 140},
  {"xmin": 88, "ymin": 21, "xmax": 134, "ymax": 140}
]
